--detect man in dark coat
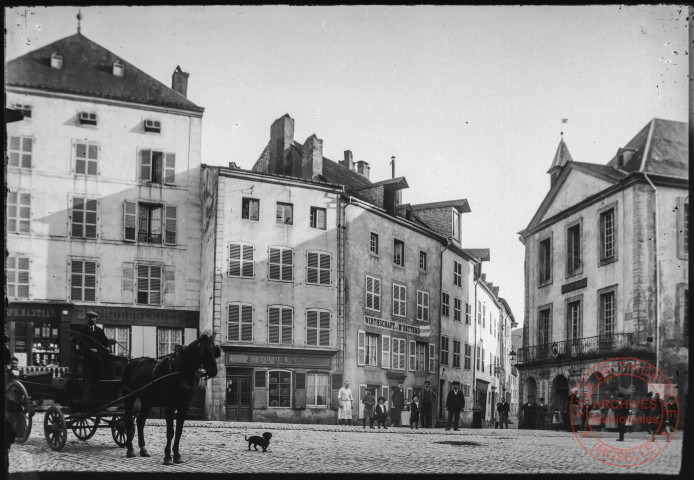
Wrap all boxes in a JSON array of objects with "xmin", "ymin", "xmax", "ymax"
[
  {"xmin": 498, "ymin": 399, "xmax": 510, "ymax": 429},
  {"xmin": 665, "ymin": 395, "xmax": 678, "ymax": 434},
  {"xmin": 653, "ymin": 393, "xmax": 665, "ymax": 435},
  {"xmin": 616, "ymin": 393, "xmax": 629, "ymax": 441},
  {"xmin": 419, "ymin": 380, "xmax": 437, "ymax": 428},
  {"xmin": 391, "ymin": 382, "xmax": 405, "ymax": 427},
  {"xmin": 536, "ymin": 397, "xmax": 548, "ymax": 429},
  {"xmin": 445, "ymin": 381, "xmax": 465, "ymax": 431},
  {"xmin": 74, "ymin": 311, "xmax": 115, "ymax": 380}
]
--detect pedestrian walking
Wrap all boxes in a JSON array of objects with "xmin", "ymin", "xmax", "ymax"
[
  {"xmin": 643, "ymin": 391, "xmax": 655, "ymax": 435},
  {"xmin": 409, "ymin": 395, "xmax": 421, "ymax": 429},
  {"xmin": 362, "ymin": 388, "xmax": 376, "ymax": 429},
  {"xmin": 616, "ymin": 393, "xmax": 629, "ymax": 441},
  {"xmin": 653, "ymin": 393, "xmax": 666, "ymax": 435},
  {"xmin": 337, "ymin": 381, "xmax": 354, "ymax": 425},
  {"xmin": 665, "ymin": 395, "xmax": 678, "ymax": 434},
  {"xmin": 375, "ymin": 397, "xmax": 388, "ymax": 429},
  {"xmin": 391, "ymin": 382, "xmax": 405, "ymax": 427},
  {"xmin": 497, "ymin": 398, "xmax": 510, "ymax": 429},
  {"xmin": 445, "ymin": 381, "xmax": 465, "ymax": 431},
  {"xmin": 419, "ymin": 380, "xmax": 436, "ymax": 428},
  {"xmin": 536, "ymin": 397, "xmax": 547, "ymax": 429}
]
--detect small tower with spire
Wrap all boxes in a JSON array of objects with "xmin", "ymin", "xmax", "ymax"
[{"xmin": 547, "ymin": 136, "xmax": 574, "ymax": 188}]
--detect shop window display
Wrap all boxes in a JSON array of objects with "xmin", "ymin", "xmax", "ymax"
[{"xmin": 268, "ymin": 370, "xmax": 292, "ymax": 407}]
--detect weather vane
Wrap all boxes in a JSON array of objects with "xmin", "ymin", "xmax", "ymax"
[{"xmin": 77, "ymin": 9, "xmax": 82, "ymax": 34}]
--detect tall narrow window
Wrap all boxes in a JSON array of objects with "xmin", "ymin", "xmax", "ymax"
[
  {"xmin": 310, "ymin": 207, "xmax": 326, "ymax": 229},
  {"xmin": 414, "ymin": 342, "xmax": 427, "ymax": 371},
  {"xmin": 391, "ymin": 338, "xmax": 406, "ymax": 370},
  {"xmin": 269, "ymin": 247, "xmax": 293, "ymax": 281},
  {"xmin": 419, "ymin": 251, "xmax": 427, "ymax": 271},
  {"xmin": 392, "ymin": 283, "xmax": 407, "ymax": 317},
  {"xmin": 393, "ymin": 239, "xmax": 405, "ymax": 266},
  {"xmin": 370, "ymin": 233, "xmax": 379, "ymax": 255},
  {"xmin": 453, "ymin": 261, "xmax": 462, "ymax": 287},
  {"xmin": 138, "ymin": 204, "xmax": 163, "ymax": 244},
  {"xmin": 417, "ymin": 291, "xmax": 430, "ymax": 321},
  {"xmin": 276, "ymin": 202, "xmax": 293, "ymax": 224},
  {"xmin": 567, "ymin": 222, "xmax": 582, "ymax": 276},
  {"xmin": 441, "ymin": 292, "xmax": 450, "ymax": 318},
  {"xmin": 268, "ymin": 306, "xmax": 293, "ymax": 344},
  {"xmin": 137, "ymin": 265, "xmax": 161, "ymax": 305},
  {"xmin": 268, "ymin": 370, "xmax": 292, "ymax": 407},
  {"xmin": 453, "ymin": 297, "xmax": 462, "ymax": 322},
  {"xmin": 358, "ymin": 332, "xmax": 379, "ymax": 366},
  {"xmin": 600, "ymin": 291, "xmax": 615, "ymax": 336},
  {"xmin": 567, "ymin": 300, "xmax": 582, "ymax": 340},
  {"xmin": 464, "ymin": 343, "xmax": 472, "ymax": 370},
  {"xmin": 366, "ymin": 276, "xmax": 381, "ymax": 311},
  {"xmin": 8, "ymin": 136, "xmax": 33, "ymax": 168},
  {"xmin": 71, "ymin": 197, "xmax": 98, "ymax": 238},
  {"xmin": 242, "ymin": 198, "xmax": 259, "ymax": 221},
  {"xmin": 453, "ymin": 340, "xmax": 461, "ymax": 368},
  {"xmin": 307, "ymin": 373, "xmax": 329, "ymax": 407},
  {"xmin": 306, "ymin": 251, "xmax": 331, "ymax": 285},
  {"xmin": 538, "ymin": 308, "xmax": 550, "ymax": 344},
  {"xmin": 600, "ymin": 208, "xmax": 616, "ymax": 262},
  {"xmin": 7, "ymin": 192, "xmax": 31, "ymax": 233},
  {"xmin": 139, "ymin": 150, "xmax": 175, "ymax": 185},
  {"xmin": 75, "ymin": 142, "xmax": 99, "ymax": 175},
  {"xmin": 6, "ymin": 256, "xmax": 30, "ymax": 298},
  {"xmin": 157, "ymin": 328, "xmax": 182, "ymax": 356},
  {"xmin": 465, "ymin": 302, "xmax": 472, "ymax": 324},
  {"xmin": 452, "ymin": 210, "xmax": 460, "ymax": 240},
  {"xmin": 228, "ymin": 302, "xmax": 253, "ymax": 342},
  {"xmin": 70, "ymin": 260, "xmax": 97, "ymax": 302},
  {"xmin": 441, "ymin": 336, "xmax": 449, "ymax": 366},
  {"xmin": 306, "ymin": 309, "xmax": 330, "ymax": 347},
  {"xmin": 104, "ymin": 326, "xmax": 130, "ymax": 356},
  {"xmin": 539, "ymin": 237, "xmax": 552, "ymax": 285}
]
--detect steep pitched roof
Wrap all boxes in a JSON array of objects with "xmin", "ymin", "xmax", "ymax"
[
  {"xmin": 410, "ymin": 199, "xmax": 471, "ymax": 214},
  {"xmin": 547, "ymin": 138, "xmax": 574, "ymax": 173},
  {"xmin": 5, "ymin": 33, "xmax": 203, "ymax": 112}
]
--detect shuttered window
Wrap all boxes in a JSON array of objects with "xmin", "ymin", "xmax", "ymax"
[
  {"xmin": 307, "ymin": 251, "xmax": 331, "ymax": 285},
  {"xmin": 75, "ymin": 142, "xmax": 98, "ymax": 175},
  {"xmin": 122, "ymin": 201, "xmax": 176, "ymax": 244},
  {"xmin": 268, "ymin": 306, "xmax": 293, "ymax": 345},
  {"xmin": 392, "ymin": 283, "xmax": 406, "ymax": 316},
  {"xmin": 442, "ymin": 292, "xmax": 450, "ymax": 318},
  {"xmin": 6, "ymin": 256, "xmax": 30, "ymax": 298},
  {"xmin": 306, "ymin": 309, "xmax": 330, "ymax": 346},
  {"xmin": 269, "ymin": 247, "xmax": 293, "ymax": 282},
  {"xmin": 139, "ymin": 149, "xmax": 176, "ymax": 185},
  {"xmin": 228, "ymin": 303, "xmax": 253, "ymax": 342},
  {"xmin": 441, "ymin": 336, "xmax": 449, "ymax": 366},
  {"xmin": 137, "ymin": 265, "xmax": 161, "ymax": 305},
  {"xmin": 229, "ymin": 243, "xmax": 254, "ymax": 278},
  {"xmin": 71, "ymin": 197, "xmax": 98, "ymax": 238},
  {"xmin": 164, "ymin": 206, "xmax": 177, "ymax": 244},
  {"xmin": 392, "ymin": 338, "xmax": 406, "ymax": 370},
  {"xmin": 365, "ymin": 276, "xmax": 381, "ymax": 311},
  {"xmin": 7, "ymin": 192, "xmax": 31, "ymax": 233},
  {"xmin": 429, "ymin": 343, "xmax": 436, "ymax": 373},
  {"xmin": 453, "ymin": 260, "xmax": 462, "ymax": 287},
  {"xmin": 70, "ymin": 259, "xmax": 97, "ymax": 302},
  {"xmin": 357, "ymin": 331, "xmax": 366, "ymax": 365}
]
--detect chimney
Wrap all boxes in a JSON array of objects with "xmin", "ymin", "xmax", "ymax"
[
  {"xmin": 391, "ymin": 156, "xmax": 402, "ymax": 205},
  {"xmin": 302, "ymin": 135, "xmax": 323, "ymax": 180},
  {"xmin": 228, "ymin": 162, "xmax": 239, "ymax": 169},
  {"xmin": 492, "ymin": 286, "xmax": 500, "ymax": 297},
  {"xmin": 269, "ymin": 114, "xmax": 295, "ymax": 175},
  {"xmin": 171, "ymin": 66, "xmax": 189, "ymax": 97},
  {"xmin": 356, "ymin": 160, "xmax": 370, "ymax": 180},
  {"xmin": 481, "ymin": 273, "xmax": 487, "ymax": 283},
  {"xmin": 342, "ymin": 150, "xmax": 354, "ymax": 171}
]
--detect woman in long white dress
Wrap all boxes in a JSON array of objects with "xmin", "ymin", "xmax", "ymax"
[{"xmin": 337, "ymin": 381, "xmax": 353, "ymax": 425}]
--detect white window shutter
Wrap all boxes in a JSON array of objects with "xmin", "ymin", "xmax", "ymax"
[
  {"xmin": 164, "ymin": 266, "xmax": 175, "ymax": 306},
  {"xmin": 164, "ymin": 153, "xmax": 176, "ymax": 184},
  {"xmin": 381, "ymin": 335, "xmax": 390, "ymax": 369},
  {"xmin": 164, "ymin": 205, "xmax": 177, "ymax": 245},
  {"xmin": 122, "ymin": 262, "xmax": 134, "ymax": 303},
  {"xmin": 123, "ymin": 201, "xmax": 137, "ymax": 242},
  {"xmin": 409, "ymin": 340, "xmax": 416, "ymax": 372},
  {"xmin": 140, "ymin": 149, "xmax": 151, "ymax": 181},
  {"xmin": 429, "ymin": 343, "xmax": 436, "ymax": 373},
  {"xmin": 357, "ymin": 330, "xmax": 366, "ymax": 366}
]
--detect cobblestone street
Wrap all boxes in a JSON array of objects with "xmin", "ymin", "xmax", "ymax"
[{"xmin": 8, "ymin": 414, "xmax": 683, "ymax": 475}]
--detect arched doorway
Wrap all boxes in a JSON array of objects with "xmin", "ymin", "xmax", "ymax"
[
  {"xmin": 525, "ymin": 377, "xmax": 537, "ymax": 403},
  {"xmin": 552, "ymin": 374, "xmax": 569, "ymax": 412}
]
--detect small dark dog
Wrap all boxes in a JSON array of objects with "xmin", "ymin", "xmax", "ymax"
[{"xmin": 245, "ymin": 432, "xmax": 272, "ymax": 452}]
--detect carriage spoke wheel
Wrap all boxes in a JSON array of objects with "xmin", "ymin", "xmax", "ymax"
[
  {"xmin": 111, "ymin": 415, "xmax": 128, "ymax": 448},
  {"xmin": 44, "ymin": 406, "xmax": 68, "ymax": 451},
  {"xmin": 71, "ymin": 415, "xmax": 99, "ymax": 441},
  {"xmin": 7, "ymin": 380, "xmax": 32, "ymax": 444}
]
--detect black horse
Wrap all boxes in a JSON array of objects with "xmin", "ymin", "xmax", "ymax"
[{"xmin": 121, "ymin": 334, "xmax": 220, "ymax": 465}]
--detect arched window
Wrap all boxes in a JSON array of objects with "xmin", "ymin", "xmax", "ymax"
[
  {"xmin": 51, "ymin": 52, "xmax": 63, "ymax": 70},
  {"xmin": 112, "ymin": 60, "xmax": 124, "ymax": 77}
]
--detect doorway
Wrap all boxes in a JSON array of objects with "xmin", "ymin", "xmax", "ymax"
[{"xmin": 226, "ymin": 375, "xmax": 252, "ymax": 421}]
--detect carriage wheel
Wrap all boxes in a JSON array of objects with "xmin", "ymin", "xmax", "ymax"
[
  {"xmin": 71, "ymin": 416, "xmax": 100, "ymax": 441},
  {"xmin": 44, "ymin": 406, "xmax": 68, "ymax": 451},
  {"xmin": 110, "ymin": 415, "xmax": 128, "ymax": 447},
  {"xmin": 7, "ymin": 380, "xmax": 32, "ymax": 444}
]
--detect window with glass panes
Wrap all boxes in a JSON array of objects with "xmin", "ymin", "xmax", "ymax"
[
  {"xmin": 453, "ymin": 211, "xmax": 460, "ymax": 240},
  {"xmin": 8, "ymin": 136, "xmax": 32, "ymax": 168},
  {"xmin": 310, "ymin": 207, "xmax": 326, "ymax": 230},
  {"xmin": 567, "ymin": 223, "xmax": 582, "ymax": 275},
  {"xmin": 242, "ymin": 198, "xmax": 259, "ymax": 220},
  {"xmin": 464, "ymin": 343, "xmax": 471, "ymax": 370},
  {"xmin": 441, "ymin": 292, "xmax": 450, "ymax": 317},
  {"xmin": 465, "ymin": 302, "xmax": 471, "ymax": 324},
  {"xmin": 75, "ymin": 142, "xmax": 98, "ymax": 175},
  {"xmin": 370, "ymin": 232, "xmax": 379, "ymax": 254},
  {"xmin": 307, "ymin": 251, "xmax": 330, "ymax": 285},
  {"xmin": 441, "ymin": 336, "xmax": 449, "ymax": 366},
  {"xmin": 481, "ymin": 347, "xmax": 485, "ymax": 372},
  {"xmin": 414, "ymin": 342, "xmax": 427, "ymax": 371},
  {"xmin": 539, "ymin": 237, "xmax": 552, "ymax": 284},
  {"xmin": 71, "ymin": 197, "xmax": 97, "ymax": 238},
  {"xmin": 139, "ymin": 149, "xmax": 175, "ymax": 185},
  {"xmin": 568, "ymin": 300, "xmax": 582, "ymax": 340},
  {"xmin": 276, "ymin": 202, "xmax": 293, "ymax": 224},
  {"xmin": 365, "ymin": 333, "xmax": 378, "ymax": 366},
  {"xmin": 417, "ymin": 291, "xmax": 429, "ymax": 321},
  {"xmin": 268, "ymin": 370, "xmax": 292, "ymax": 407},
  {"xmin": 539, "ymin": 308, "xmax": 550, "ymax": 344},
  {"xmin": 70, "ymin": 260, "xmax": 96, "ymax": 302},
  {"xmin": 600, "ymin": 291, "xmax": 615, "ymax": 336},
  {"xmin": 228, "ymin": 302, "xmax": 253, "ymax": 342},
  {"xmin": 269, "ymin": 247, "xmax": 293, "ymax": 281},
  {"xmin": 306, "ymin": 309, "xmax": 330, "ymax": 346},
  {"xmin": 6, "ymin": 256, "xmax": 30, "ymax": 298},
  {"xmin": 137, "ymin": 265, "xmax": 161, "ymax": 305},
  {"xmin": 366, "ymin": 276, "xmax": 381, "ymax": 311},
  {"xmin": 104, "ymin": 326, "xmax": 130, "ymax": 356},
  {"xmin": 307, "ymin": 373, "xmax": 329, "ymax": 406},
  {"xmin": 477, "ymin": 301, "xmax": 482, "ymax": 324},
  {"xmin": 7, "ymin": 192, "xmax": 31, "ymax": 233},
  {"xmin": 476, "ymin": 345, "xmax": 481, "ymax": 371},
  {"xmin": 453, "ymin": 339, "xmax": 461, "ymax": 368},
  {"xmin": 393, "ymin": 239, "xmax": 405, "ymax": 266},
  {"xmin": 392, "ymin": 338, "xmax": 406, "ymax": 370},
  {"xmin": 419, "ymin": 251, "xmax": 427, "ymax": 271},
  {"xmin": 454, "ymin": 297, "xmax": 462, "ymax": 322},
  {"xmin": 268, "ymin": 306, "xmax": 293, "ymax": 344},
  {"xmin": 157, "ymin": 328, "xmax": 182, "ymax": 356},
  {"xmin": 600, "ymin": 208, "xmax": 615, "ymax": 261},
  {"xmin": 392, "ymin": 283, "xmax": 406, "ymax": 316},
  {"xmin": 453, "ymin": 261, "xmax": 462, "ymax": 287}
]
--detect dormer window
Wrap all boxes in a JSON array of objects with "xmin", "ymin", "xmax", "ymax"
[
  {"xmin": 144, "ymin": 119, "xmax": 161, "ymax": 134},
  {"xmin": 112, "ymin": 60, "xmax": 125, "ymax": 77},
  {"xmin": 78, "ymin": 112, "xmax": 98, "ymax": 126},
  {"xmin": 13, "ymin": 104, "xmax": 32, "ymax": 119},
  {"xmin": 51, "ymin": 52, "xmax": 63, "ymax": 69},
  {"xmin": 452, "ymin": 210, "xmax": 461, "ymax": 241}
]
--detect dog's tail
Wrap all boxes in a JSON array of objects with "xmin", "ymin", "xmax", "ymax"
[{"xmin": 244, "ymin": 435, "xmax": 249, "ymax": 441}]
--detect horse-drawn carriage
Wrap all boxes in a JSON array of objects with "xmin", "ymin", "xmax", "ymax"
[{"xmin": 6, "ymin": 327, "xmax": 220, "ymax": 461}]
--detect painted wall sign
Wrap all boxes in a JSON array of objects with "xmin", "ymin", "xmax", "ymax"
[
  {"xmin": 561, "ymin": 277, "xmax": 587, "ymax": 294},
  {"xmin": 66, "ymin": 306, "xmax": 198, "ymax": 328},
  {"xmin": 7, "ymin": 305, "xmax": 62, "ymax": 321},
  {"xmin": 364, "ymin": 315, "xmax": 430, "ymax": 337},
  {"xmin": 226, "ymin": 353, "xmax": 332, "ymax": 369}
]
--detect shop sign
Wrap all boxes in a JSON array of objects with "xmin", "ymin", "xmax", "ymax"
[
  {"xmin": 226, "ymin": 353, "xmax": 331, "ymax": 369},
  {"xmin": 364, "ymin": 315, "xmax": 430, "ymax": 337},
  {"xmin": 67, "ymin": 306, "xmax": 198, "ymax": 328},
  {"xmin": 7, "ymin": 305, "xmax": 61, "ymax": 321}
]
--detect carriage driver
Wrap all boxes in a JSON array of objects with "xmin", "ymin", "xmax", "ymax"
[{"xmin": 75, "ymin": 311, "xmax": 116, "ymax": 380}]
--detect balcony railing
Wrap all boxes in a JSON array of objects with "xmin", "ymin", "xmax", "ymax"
[
  {"xmin": 138, "ymin": 231, "xmax": 162, "ymax": 244},
  {"xmin": 516, "ymin": 333, "xmax": 646, "ymax": 365}
]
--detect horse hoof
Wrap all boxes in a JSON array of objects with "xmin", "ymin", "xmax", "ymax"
[
  {"xmin": 126, "ymin": 450, "xmax": 136, "ymax": 458},
  {"xmin": 174, "ymin": 457, "xmax": 184, "ymax": 464},
  {"xmin": 140, "ymin": 450, "xmax": 150, "ymax": 457},
  {"xmin": 163, "ymin": 457, "xmax": 173, "ymax": 466}
]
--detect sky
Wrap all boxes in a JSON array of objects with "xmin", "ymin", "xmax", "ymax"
[{"xmin": 5, "ymin": 5, "xmax": 689, "ymax": 326}]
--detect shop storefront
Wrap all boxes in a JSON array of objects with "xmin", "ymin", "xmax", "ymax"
[
  {"xmin": 6, "ymin": 302, "xmax": 71, "ymax": 368},
  {"xmin": 222, "ymin": 347, "xmax": 337, "ymax": 424}
]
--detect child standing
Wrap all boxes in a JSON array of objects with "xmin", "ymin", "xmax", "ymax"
[
  {"xmin": 375, "ymin": 396, "xmax": 388, "ymax": 429},
  {"xmin": 409, "ymin": 395, "xmax": 420, "ymax": 429}
]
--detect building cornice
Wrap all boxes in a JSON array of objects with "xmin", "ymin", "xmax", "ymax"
[{"xmin": 211, "ymin": 165, "xmax": 345, "ymax": 194}]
